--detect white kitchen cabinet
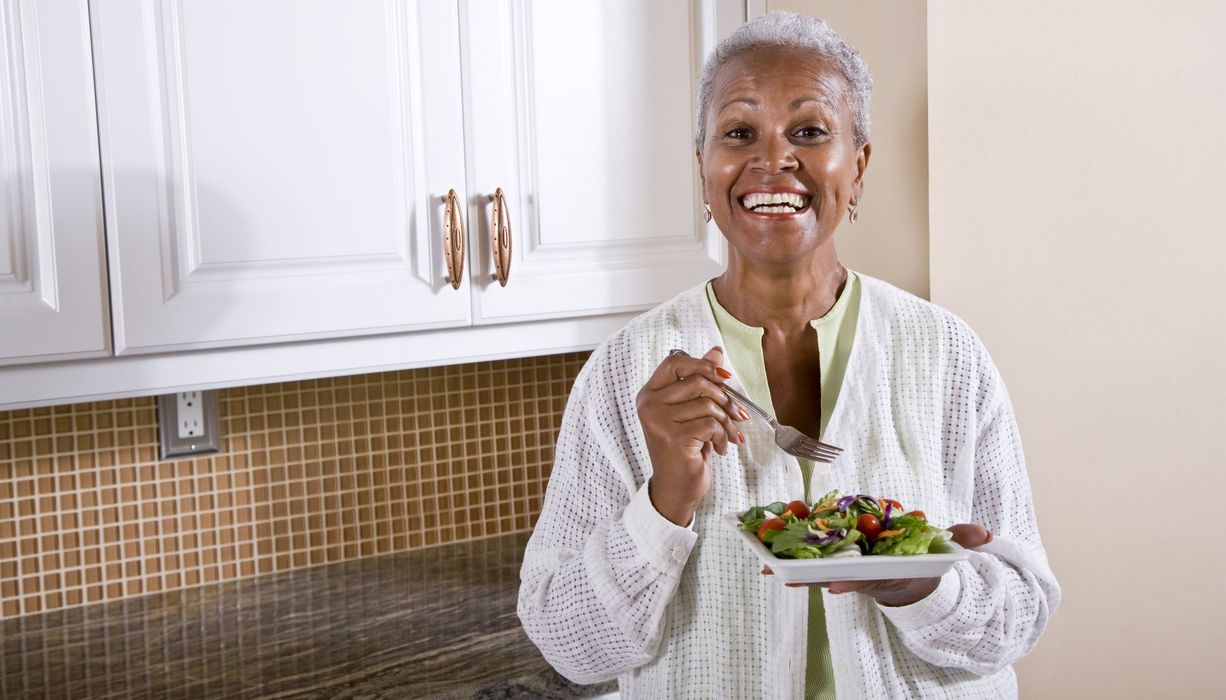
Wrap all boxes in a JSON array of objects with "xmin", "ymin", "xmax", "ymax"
[
  {"xmin": 461, "ymin": 0, "xmax": 728, "ymax": 323},
  {"xmin": 92, "ymin": 0, "xmax": 740, "ymax": 354},
  {"xmin": 0, "ymin": 0, "xmax": 754, "ymax": 408},
  {"xmin": 91, "ymin": 0, "xmax": 473, "ymax": 354},
  {"xmin": 0, "ymin": 0, "xmax": 109, "ymax": 365}
]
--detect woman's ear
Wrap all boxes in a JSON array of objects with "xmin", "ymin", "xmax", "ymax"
[
  {"xmin": 696, "ymin": 148, "xmax": 708, "ymax": 202},
  {"xmin": 852, "ymin": 141, "xmax": 871, "ymax": 201}
]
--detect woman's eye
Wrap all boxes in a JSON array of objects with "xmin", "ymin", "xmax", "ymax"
[
  {"xmin": 794, "ymin": 126, "xmax": 828, "ymax": 139},
  {"xmin": 724, "ymin": 127, "xmax": 752, "ymax": 140}
]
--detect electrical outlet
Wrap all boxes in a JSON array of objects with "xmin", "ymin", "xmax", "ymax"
[
  {"xmin": 158, "ymin": 390, "xmax": 222, "ymax": 459},
  {"xmin": 177, "ymin": 391, "xmax": 205, "ymax": 438}
]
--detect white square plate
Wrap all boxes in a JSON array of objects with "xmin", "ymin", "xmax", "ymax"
[{"xmin": 726, "ymin": 512, "xmax": 969, "ymax": 584}]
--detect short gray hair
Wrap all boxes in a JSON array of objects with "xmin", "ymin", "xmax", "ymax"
[{"xmin": 695, "ymin": 11, "xmax": 872, "ymax": 150}]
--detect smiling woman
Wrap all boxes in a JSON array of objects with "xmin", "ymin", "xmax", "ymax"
[
  {"xmin": 518, "ymin": 11, "xmax": 1059, "ymax": 700},
  {"xmin": 698, "ymin": 45, "xmax": 868, "ymax": 273}
]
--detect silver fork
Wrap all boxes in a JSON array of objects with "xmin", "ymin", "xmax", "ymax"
[{"xmin": 669, "ymin": 349, "xmax": 843, "ymax": 463}]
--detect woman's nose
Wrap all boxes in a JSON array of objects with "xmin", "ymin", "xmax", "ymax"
[{"xmin": 751, "ymin": 134, "xmax": 798, "ymax": 173}]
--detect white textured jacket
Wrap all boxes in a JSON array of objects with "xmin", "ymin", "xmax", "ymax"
[{"xmin": 518, "ymin": 276, "xmax": 1060, "ymax": 699}]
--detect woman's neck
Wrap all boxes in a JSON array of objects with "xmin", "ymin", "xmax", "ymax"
[{"xmin": 711, "ymin": 250, "xmax": 847, "ymax": 335}]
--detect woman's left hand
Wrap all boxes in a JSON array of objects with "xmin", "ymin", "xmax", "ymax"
[
  {"xmin": 827, "ymin": 524, "xmax": 993, "ymax": 606},
  {"xmin": 764, "ymin": 524, "xmax": 993, "ymax": 607}
]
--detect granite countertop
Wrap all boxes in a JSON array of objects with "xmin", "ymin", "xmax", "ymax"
[{"xmin": 1, "ymin": 532, "xmax": 616, "ymax": 699}]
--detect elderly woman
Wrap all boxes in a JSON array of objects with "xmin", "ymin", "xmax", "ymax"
[{"xmin": 518, "ymin": 11, "xmax": 1059, "ymax": 699}]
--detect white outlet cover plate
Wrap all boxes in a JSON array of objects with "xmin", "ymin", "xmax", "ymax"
[{"xmin": 158, "ymin": 390, "xmax": 222, "ymax": 458}]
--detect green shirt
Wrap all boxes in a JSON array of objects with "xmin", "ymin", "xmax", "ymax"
[{"xmin": 705, "ymin": 271, "xmax": 862, "ymax": 700}]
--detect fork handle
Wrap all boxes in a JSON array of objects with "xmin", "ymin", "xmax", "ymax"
[
  {"xmin": 717, "ymin": 383, "xmax": 777, "ymax": 427},
  {"xmin": 668, "ymin": 349, "xmax": 777, "ymax": 427}
]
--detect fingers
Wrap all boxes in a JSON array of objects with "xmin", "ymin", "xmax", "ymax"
[
  {"xmin": 639, "ymin": 348, "xmax": 745, "ymax": 453},
  {"xmin": 947, "ymin": 523, "xmax": 993, "ymax": 549},
  {"xmin": 762, "ymin": 565, "xmax": 803, "ymax": 588},
  {"xmin": 827, "ymin": 580, "xmax": 880, "ymax": 595},
  {"xmin": 675, "ymin": 416, "xmax": 732, "ymax": 455},
  {"xmin": 654, "ymin": 376, "xmax": 740, "ymax": 413},
  {"xmin": 664, "ymin": 398, "xmax": 742, "ymax": 446},
  {"xmin": 699, "ymin": 346, "xmax": 724, "ymax": 365},
  {"xmin": 645, "ymin": 347, "xmax": 731, "ymax": 390}
]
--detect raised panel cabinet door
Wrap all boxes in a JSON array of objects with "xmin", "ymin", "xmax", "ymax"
[
  {"xmin": 461, "ymin": 0, "xmax": 745, "ymax": 324},
  {"xmin": 0, "ymin": 0, "xmax": 109, "ymax": 365},
  {"xmin": 91, "ymin": 0, "xmax": 471, "ymax": 354}
]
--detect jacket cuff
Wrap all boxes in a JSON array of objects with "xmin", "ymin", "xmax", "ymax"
[
  {"xmin": 876, "ymin": 567, "xmax": 962, "ymax": 628},
  {"xmin": 622, "ymin": 482, "xmax": 699, "ymax": 577}
]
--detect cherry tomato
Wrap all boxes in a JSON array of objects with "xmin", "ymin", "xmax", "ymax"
[
  {"xmin": 857, "ymin": 514, "xmax": 882, "ymax": 540},
  {"xmin": 906, "ymin": 510, "xmax": 926, "ymax": 520},
  {"xmin": 757, "ymin": 518, "xmax": 786, "ymax": 541},
  {"xmin": 783, "ymin": 500, "xmax": 810, "ymax": 520}
]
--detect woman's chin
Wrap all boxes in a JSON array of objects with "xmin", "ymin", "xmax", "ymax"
[{"xmin": 722, "ymin": 228, "xmax": 833, "ymax": 268}]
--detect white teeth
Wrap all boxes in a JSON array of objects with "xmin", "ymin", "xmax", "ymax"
[{"xmin": 740, "ymin": 191, "xmax": 809, "ymax": 212}]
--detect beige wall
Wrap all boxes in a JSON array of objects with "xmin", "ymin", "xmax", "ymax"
[
  {"xmin": 929, "ymin": 1, "xmax": 1225, "ymax": 696},
  {"xmin": 767, "ymin": 0, "xmax": 929, "ymax": 298}
]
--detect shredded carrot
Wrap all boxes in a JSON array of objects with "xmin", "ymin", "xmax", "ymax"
[{"xmin": 878, "ymin": 529, "xmax": 905, "ymax": 538}]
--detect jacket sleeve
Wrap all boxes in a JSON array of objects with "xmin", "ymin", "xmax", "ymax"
[
  {"xmin": 517, "ymin": 355, "xmax": 697, "ymax": 685},
  {"xmin": 877, "ymin": 357, "xmax": 1062, "ymax": 676}
]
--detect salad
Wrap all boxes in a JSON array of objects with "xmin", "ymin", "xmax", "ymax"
[{"xmin": 738, "ymin": 490, "xmax": 952, "ymax": 559}]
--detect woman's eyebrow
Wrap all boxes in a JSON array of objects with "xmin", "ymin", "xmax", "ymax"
[
  {"xmin": 718, "ymin": 97, "xmax": 761, "ymax": 112},
  {"xmin": 790, "ymin": 96, "xmax": 837, "ymax": 111}
]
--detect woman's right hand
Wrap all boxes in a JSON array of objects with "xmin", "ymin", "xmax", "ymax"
[{"xmin": 636, "ymin": 346, "xmax": 746, "ymax": 526}]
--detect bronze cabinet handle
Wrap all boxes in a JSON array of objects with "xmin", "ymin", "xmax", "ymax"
[
  {"xmin": 442, "ymin": 189, "xmax": 465, "ymax": 290},
  {"xmin": 490, "ymin": 187, "xmax": 512, "ymax": 287}
]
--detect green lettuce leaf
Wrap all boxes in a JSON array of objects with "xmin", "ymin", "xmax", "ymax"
[
  {"xmin": 738, "ymin": 502, "xmax": 788, "ymax": 532},
  {"xmin": 871, "ymin": 525, "xmax": 952, "ymax": 555},
  {"xmin": 766, "ymin": 521, "xmax": 824, "ymax": 559}
]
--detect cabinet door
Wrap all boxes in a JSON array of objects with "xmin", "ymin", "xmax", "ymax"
[
  {"xmin": 0, "ymin": 0, "xmax": 109, "ymax": 365},
  {"xmin": 462, "ymin": 0, "xmax": 743, "ymax": 324},
  {"xmin": 91, "ymin": 0, "xmax": 471, "ymax": 354}
]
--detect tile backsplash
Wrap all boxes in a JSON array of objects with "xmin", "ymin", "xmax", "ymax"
[{"xmin": 0, "ymin": 352, "xmax": 589, "ymax": 618}]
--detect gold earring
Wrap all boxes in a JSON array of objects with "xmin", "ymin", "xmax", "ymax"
[
  {"xmin": 847, "ymin": 201, "xmax": 859, "ymax": 224},
  {"xmin": 703, "ymin": 203, "xmax": 713, "ymax": 223}
]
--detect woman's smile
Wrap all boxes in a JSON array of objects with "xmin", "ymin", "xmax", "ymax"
[{"xmin": 737, "ymin": 188, "xmax": 812, "ymax": 217}]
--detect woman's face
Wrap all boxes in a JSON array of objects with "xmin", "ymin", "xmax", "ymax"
[{"xmin": 698, "ymin": 47, "xmax": 869, "ymax": 267}]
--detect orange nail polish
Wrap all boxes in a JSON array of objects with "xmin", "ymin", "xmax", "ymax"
[
  {"xmin": 715, "ymin": 367, "xmax": 732, "ymax": 379},
  {"xmin": 738, "ymin": 431, "xmax": 745, "ymax": 443},
  {"xmin": 739, "ymin": 407, "xmax": 749, "ymax": 421}
]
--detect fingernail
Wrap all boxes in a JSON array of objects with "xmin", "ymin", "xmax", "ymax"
[
  {"xmin": 738, "ymin": 431, "xmax": 745, "ymax": 443},
  {"xmin": 986, "ymin": 530, "xmax": 994, "ymax": 543},
  {"xmin": 738, "ymin": 407, "xmax": 749, "ymax": 421},
  {"xmin": 715, "ymin": 367, "xmax": 732, "ymax": 379}
]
